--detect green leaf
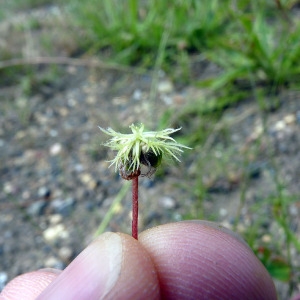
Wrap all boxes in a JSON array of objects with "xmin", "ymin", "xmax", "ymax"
[{"xmin": 266, "ymin": 257, "xmax": 291, "ymax": 282}]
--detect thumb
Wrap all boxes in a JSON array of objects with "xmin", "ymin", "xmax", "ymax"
[{"xmin": 37, "ymin": 232, "xmax": 159, "ymax": 300}]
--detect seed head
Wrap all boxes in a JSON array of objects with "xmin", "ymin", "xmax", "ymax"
[{"xmin": 99, "ymin": 123, "xmax": 190, "ymax": 179}]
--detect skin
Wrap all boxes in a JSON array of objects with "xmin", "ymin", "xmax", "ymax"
[{"xmin": 0, "ymin": 221, "xmax": 277, "ymax": 300}]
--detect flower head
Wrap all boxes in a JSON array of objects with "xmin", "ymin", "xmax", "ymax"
[{"xmin": 99, "ymin": 123, "xmax": 190, "ymax": 179}]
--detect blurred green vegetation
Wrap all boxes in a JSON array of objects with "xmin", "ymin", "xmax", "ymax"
[
  {"xmin": 1, "ymin": 0, "xmax": 300, "ymax": 297},
  {"xmin": 70, "ymin": 0, "xmax": 300, "ymax": 87}
]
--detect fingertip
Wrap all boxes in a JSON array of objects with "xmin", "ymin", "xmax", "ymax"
[
  {"xmin": 0, "ymin": 270, "xmax": 59, "ymax": 300},
  {"xmin": 38, "ymin": 232, "xmax": 160, "ymax": 300},
  {"xmin": 140, "ymin": 221, "xmax": 277, "ymax": 300}
]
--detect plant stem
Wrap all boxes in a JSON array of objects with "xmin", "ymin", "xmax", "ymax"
[{"xmin": 132, "ymin": 176, "xmax": 139, "ymax": 239}]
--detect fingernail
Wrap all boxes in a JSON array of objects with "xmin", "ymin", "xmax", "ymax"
[
  {"xmin": 95, "ymin": 232, "xmax": 123, "ymax": 297},
  {"xmin": 38, "ymin": 232, "xmax": 122, "ymax": 299}
]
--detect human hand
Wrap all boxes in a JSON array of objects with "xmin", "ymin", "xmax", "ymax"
[{"xmin": 0, "ymin": 221, "xmax": 276, "ymax": 300}]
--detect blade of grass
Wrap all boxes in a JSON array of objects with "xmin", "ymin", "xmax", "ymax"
[{"xmin": 94, "ymin": 181, "xmax": 130, "ymax": 237}]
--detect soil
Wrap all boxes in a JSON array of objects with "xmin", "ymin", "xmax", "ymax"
[{"xmin": 0, "ymin": 4, "xmax": 300, "ymax": 299}]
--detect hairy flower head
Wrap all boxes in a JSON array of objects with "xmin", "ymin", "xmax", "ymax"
[{"xmin": 99, "ymin": 123, "xmax": 190, "ymax": 177}]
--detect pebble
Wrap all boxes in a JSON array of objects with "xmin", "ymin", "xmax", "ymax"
[
  {"xmin": 261, "ymin": 234, "xmax": 272, "ymax": 243},
  {"xmin": 49, "ymin": 129, "xmax": 58, "ymax": 137},
  {"xmin": 112, "ymin": 96, "xmax": 128, "ymax": 105},
  {"xmin": 159, "ymin": 196, "xmax": 176, "ymax": 209},
  {"xmin": 132, "ymin": 89, "xmax": 142, "ymax": 101},
  {"xmin": 74, "ymin": 164, "xmax": 84, "ymax": 172},
  {"xmin": 79, "ymin": 173, "xmax": 98, "ymax": 190},
  {"xmin": 44, "ymin": 256, "xmax": 65, "ymax": 270},
  {"xmin": 0, "ymin": 272, "xmax": 8, "ymax": 291},
  {"xmin": 67, "ymin": 97, "xmax": 76, "ymax": 107},
  {"xmin": 219, "ymin": 208, "xmax": 228, "ymax": 217},
  {"xmin": 50, "ymin": 197, "xmax": 76, "ymax": 217},
  {"xmin": 236, "ymin": 223, "xmax": 246, "ymax": 233},
  {"xmin": 161, "ymin": 95, "xmax": 173, "ymax": 105},
  {"xmin": 27, "ymin": 200, "xmax": 48, "ymax": 216},
  {"xmin": 157, "ymin": 80, "xmax": 174, "ymax": 93},
  {"xmin": 38, "ymin": 186, "xmax": 51, "ymax": 199},
  {"xmin": 49, "ymin": 143, "xmax": 62, "ymax": 156},
  {"xmin": 221, "ymin": 220, "xmax": 233, "ymax": 230},
  {"xmin": 3, "ymin": 182, "xmax": 14, "ymax": 194},
  {"xmin": 284, "ymin": 114, "xmax": 296, "ymax": 125},
  {"xmin": 173, "ymin": 213, "xmax": 182, "ymax": 221},
  {"xmin": 58, "ymin": 246, "xmax": 74, "ymax": 262},
  {"xmin": 289, "ymin": 204, "xmax": 298, "ymax": 216},
  {"xmin": 22, "ymin": 190, "xmax": 31, "ymax": 200},
  {"xmin": 43, "ymin": 224, "xmax": 69, "ymax": 242},
  {"xmin": 58, "ymin": 107, "xmax": 69, "ymax": 117},
  {"xmin": 48, "ymin": 214, "xmax": 63, "ymax": 225},
  {"xmin": 274, "ymin": 120, "xmax": 286, "ymax": 131}
]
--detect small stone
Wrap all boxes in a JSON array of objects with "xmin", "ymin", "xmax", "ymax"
[
  {"xmin": 132, "ymin": 89, "xmax": 142, "ymax": 101},
  {"xmin": 27, "ymin": 200, "xmax": 48, "ymax": 216},
  {"xmin": 44, "ymin": 256, "xmax": 65, "ymax": 270},
  {"xmin": 43, "ymin": 224, "xmax": 69, "ymax": 242},
  {"xmin": 157, "ymin": 80, "xmax": 174, "ymax": 93},
  {"xmin": 3, "ymin": 182, "xmax": 14, "ymax": 194},
  {"xmin": 161, "ymin": 95, "xmax": 173, "ymax": 105},
  {"xmin": 50, "ymin": 143, "xmax": 62, "ymax": 156},
  {"xmin": 173, "ymin": 213, "xmax": 182, "ymax": 221},
  {"xmin": 21, "ymin": 190, "xmax": 31, "ymax": 200},
  {"xmin": 236, "ymin": 223, "xmax": 246, "ymax": 233},
  {"xmin": 50, "ymin": 198, "xmax": 76, "ymax": 217},
  {"xmin": 112, "ymin": 96, "xmax": 127, "ymax": 105},
  {"xmin": 68, "ymin": 97, "xmax": 76, "ymax": 107},
  {"xmin": 159, "ymin": 196, "xmax": 176, "ymax": 209},
  {"xmin": 261, "ymin": 234, "xmax": 271, "ymax": 243},
  {"xmin": 58, "ymin": 246, "xmax": 73, "ymax": 262},
  {"xmin": 289, "ymin": 204, "xmax": 298, "ymax": 216},
  {"xmin": 58, "ymin": 107, "xmax": 69, "ymax": 117},
  {"xmin": 49, "ymin": 129, "xmax": 58, "ymax": 137},
  {"xmin": 0, "ymin": 272, "xmax": 8, "ymax": 291},
  {"xmin": 48, "ymin": 214, "xmax": 63, "ymax": 225},
  {"xmin": 284, "ymin": 114, "xmax": 296, "ymax": 125},
  {"xmin": 67, "ymin": 65, "xmax": 77, "ymax": 74},
  {"xmin": 221, "ymin": 220, "xmax": 233, "ymax": 230},
  {"xmin": 74, "ymin": 164, "xmax": 84, "ymax": 172},
  {"xmin": 80, "ymin": 173, "xmax": 97, "ymax": 190},
  {"xmin": 38, "ymin": 186, "xmax": 51, "ymax": 199},
  {"xmin": 274, "ymin": 120, "xmax": 286, "ymax": 131},
  {"xmin": 219, "ymin": 208, "xmax": 228, "ymax": 217}
]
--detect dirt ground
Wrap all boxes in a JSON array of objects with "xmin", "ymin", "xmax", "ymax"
[{"xmin": 0, "ymin": 4, "xmax": 300, "ymax": 299}]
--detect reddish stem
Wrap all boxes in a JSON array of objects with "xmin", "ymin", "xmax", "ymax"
[{"xmin": 132, "ymin": 176, "xmax": 139, "ymax": 239}]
